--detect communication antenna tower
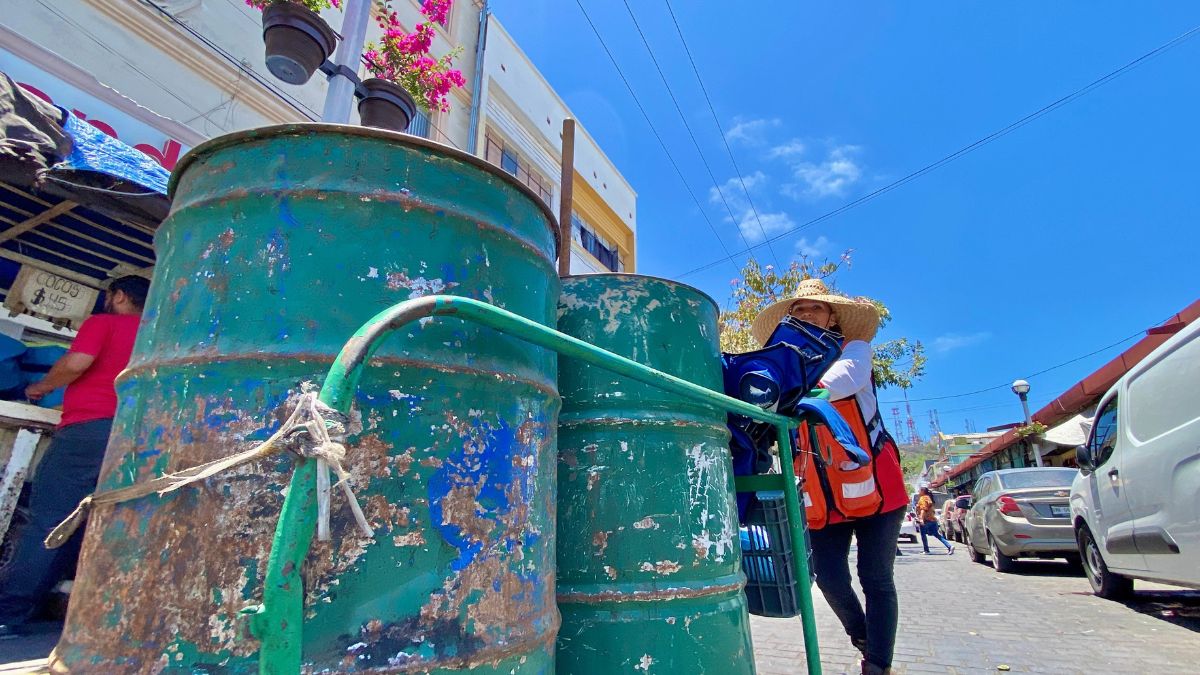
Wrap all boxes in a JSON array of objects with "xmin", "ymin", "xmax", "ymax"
[{"xmin": 904, "ymin": 390, "xmax": 922, "ymax": 446}]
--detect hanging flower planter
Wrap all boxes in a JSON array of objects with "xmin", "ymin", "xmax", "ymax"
[
  {"xmin": 357, "ymin": 78, "xmax": 417, "ymax": 132},
  {"xmin": 253, "ymin": 1, "xmax": 339, "ymax": 85}
]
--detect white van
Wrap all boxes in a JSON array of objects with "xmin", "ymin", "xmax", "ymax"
[{"xmin": 1070, "ymin": 318, "xmax": 1200, "ymax": 599}]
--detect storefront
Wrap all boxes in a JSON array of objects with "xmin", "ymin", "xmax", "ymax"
[{"xmin": 0, "ymin": 69, "xmax": 168, "ymax": 553}]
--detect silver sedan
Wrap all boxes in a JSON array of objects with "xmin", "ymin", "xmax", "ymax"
[{"xmin": 963, "ymin": 468, "xmax": 1081, "ymax": 573}]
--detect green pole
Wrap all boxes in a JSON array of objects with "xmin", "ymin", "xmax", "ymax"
[
  {"xmin": 252, "ymin": 295, "xmax": 823, "ymax": 675},
  {"xmin": 776, "ymin": 424, "xmax": 823, "ymax": 675}
]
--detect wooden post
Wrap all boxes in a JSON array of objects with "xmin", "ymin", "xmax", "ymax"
[{"xmin": 558, "ymin": 118, "xmax": 576, "ymax": 277}]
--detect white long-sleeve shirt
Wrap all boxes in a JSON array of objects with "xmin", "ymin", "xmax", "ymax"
[{"xmin": 818, "ymin": 340, "xmax": 879, "ymax": 437}]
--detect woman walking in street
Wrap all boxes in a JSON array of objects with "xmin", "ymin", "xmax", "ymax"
[
  {"xmin": 917, "ymin": 487, "xmax": 955, "ymax": 555},
  {"xmin": 750, "ymin": 279, "xmax": 909, "ymax": 675}
]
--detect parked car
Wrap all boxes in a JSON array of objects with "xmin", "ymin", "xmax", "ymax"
[
  {"xmin": 1071, "ymin": 319, "xmax": 1200, "ymax": 600},
  {"xmin": 898, "ymin": 510, "xmax": 919, "ymax": 543},
  {"xmin": 964, "ymin": 467, "xmax": 1079, "ymax": 572},
  {"xmin": 946, "ymin": 495, "xmax": 972, "ymax": 543}
]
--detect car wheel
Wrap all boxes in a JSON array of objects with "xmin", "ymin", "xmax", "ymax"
[
  {"xmin": 988, "ymin": 532, "xmax": 1017, "ymax": 573},
  {"xmin": 967, "ymin": 532, "xmax": 987, "ymax": 564},
  {"xmin": 1077, "ymin": 525, "xmax": 1133, "ymax": 600}
]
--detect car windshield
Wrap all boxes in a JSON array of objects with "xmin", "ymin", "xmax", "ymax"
[{"xmin": 998, "ymin": 469, "xmax": 1078, "ymax": 489}]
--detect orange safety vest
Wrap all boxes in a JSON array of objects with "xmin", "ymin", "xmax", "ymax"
[{"xmin": 795, "ymin": 390, "xmax": 908, "ymax": 529}]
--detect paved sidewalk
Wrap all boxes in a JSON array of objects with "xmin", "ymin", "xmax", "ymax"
[
  {"xmin": 2, "ymin": 541, "xmax": 1197, "ymax": 673},
  {"xmin": 751, "ymin": 539, "xmax": 1200, "ymax": 674}
]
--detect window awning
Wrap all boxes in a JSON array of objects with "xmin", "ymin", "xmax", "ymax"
[{"xmin": 1042, "ymin": 411, "xmax": 1094, "ymax": 448}]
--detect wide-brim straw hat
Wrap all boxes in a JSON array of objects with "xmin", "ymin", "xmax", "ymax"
[{"xmin": 750, "ymin": 278, "xmax": 880, "ymax": 346}]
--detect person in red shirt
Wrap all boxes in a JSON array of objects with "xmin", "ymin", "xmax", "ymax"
[{"xmin": 0, "ymin": 275, "xmax": 148, "ymax": 637}]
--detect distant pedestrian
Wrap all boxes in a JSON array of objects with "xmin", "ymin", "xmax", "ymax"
[
  {"xmin": 750, "ymin": 279, "xmax": 908, "ymax": 675},
  {"xmin": 917, "ymin": 487, "xmax": 954, "ymax": 555},
  {"xmin": 0, "ymin": 275, "xmax": 149, "ymax": 638}
]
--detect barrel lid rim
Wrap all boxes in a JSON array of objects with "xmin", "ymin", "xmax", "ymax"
[
  {"xmin": 561, "ymin": 272, "xmax": 720, "ymax": 312},
  {"xmin": 167, "ymin": 123, "xmax": 561, "ymax": 256}
]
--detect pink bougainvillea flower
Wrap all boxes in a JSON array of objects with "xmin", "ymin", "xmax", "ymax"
[{"xmin": 363, "ymin": 0, "xmax": 465, "ymax": 112}]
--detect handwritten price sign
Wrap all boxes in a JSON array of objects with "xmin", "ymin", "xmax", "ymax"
[{"xmin": 4, "ymin": 265, "xmax": 100, "ymax": 324}]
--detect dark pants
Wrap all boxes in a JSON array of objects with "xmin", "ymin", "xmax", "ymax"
[
  {"xmin": 809, "ymin": 507, "xmax": 905, "ymax": 670},
  {"xmin": 920, "ymin": 520, "xmax": 953, "ymax": 553},
  {"xmin": 0, "ymin": 419, "xmax": 112, "ymax": 626}
]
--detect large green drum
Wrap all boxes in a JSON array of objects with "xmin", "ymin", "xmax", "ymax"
[
  {"xmin": 54, "ymin": 125, "xmax": 561, "ymax": 673},
  {"xmin": 554, "ymin": 274, "xmax": 755, "ymax": 674}
]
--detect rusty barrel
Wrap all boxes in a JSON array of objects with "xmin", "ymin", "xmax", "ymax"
[
  {"xmin": 54, "ymin": 125, "xmax": 561, "ymax": 673},
  {"xmin": 554, "ymin": 274, "xmax": 755, "ymax": 674}
]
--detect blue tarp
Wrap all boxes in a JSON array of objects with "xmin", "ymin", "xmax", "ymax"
[{"xmin": 57, "ymin": 110, "xmax": 169, "ymax": 197}]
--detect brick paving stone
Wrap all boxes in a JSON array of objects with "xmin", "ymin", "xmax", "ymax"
[{"xmin": 751, "ymin": 539, "xmax": 1200, "ymax": 673}]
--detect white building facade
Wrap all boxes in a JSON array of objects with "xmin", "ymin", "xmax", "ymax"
[{"xmin": 0, "ymin": 0, "xmax": 635, "ymax": 273}]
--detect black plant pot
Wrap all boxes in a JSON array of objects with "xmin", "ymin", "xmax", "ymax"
[
  {"xmin": 357, "ymin": 78, "xmax": 417, "ymax": 132},
  {"xmin": 261, "ymin": 2, "xmax": 337, "ymax": 85}
]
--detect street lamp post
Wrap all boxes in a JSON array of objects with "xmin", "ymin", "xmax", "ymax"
[
  {"xmin": 321, "ymin": 0, "xmax": 373, "ymax": 124},
  {"xmin": 1011, "ymin": 379, "xmax": 1044, "ymax": 467}
]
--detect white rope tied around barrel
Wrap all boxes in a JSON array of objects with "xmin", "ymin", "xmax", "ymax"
[
  {"xmin": 45, "ymin": 391, "xmax": 373, "ymax": 549},
  {"xmin": 295, "ymin": 394, "xmax": 374, "ymax": 541}
]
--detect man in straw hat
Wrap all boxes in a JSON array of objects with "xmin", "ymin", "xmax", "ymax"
[{"xmin": 751, "ymin": 278, "xmax": 908, "ymax": 675}]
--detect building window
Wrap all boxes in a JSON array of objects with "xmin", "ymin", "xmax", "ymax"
[
  {"xmin": 572, "ymin": 212, "xmax": 622, "ymax": 273},
  {"xmin": 484, "ymin": 130, "xmax": 553, "ymax": 206},
  {"xmin": 500, "ymin": 148, "xmax": 519, "ymax": 176},
  {"xmin": 408, "ymin": 109, "xmax": 432, "ymax": 139}
]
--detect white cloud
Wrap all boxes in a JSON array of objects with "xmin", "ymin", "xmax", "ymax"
[
  {"xmin": 735, "ymin": 210, "xmax": 795, "ymax": 244},
  {"xmin": 931, "ymin": 331, "xmax": 992, "ymax": 354},
  {"xmin": 709, "ymin": 171, "xmax": 766, "ymax": 207},
  {"xmin": 794, "ymin": 236, "xmax": 831, "ymax": 258},
  {"xmin": 769, "ymin": 139, "xmax": 806, "ymax": 159},
  {"xmin": 783, "ymin": 145, "xmax": 863, "ymax": 199},
  {"xmin": 725, "ymin": 117, "xmax": 781, "ymax": 146}
]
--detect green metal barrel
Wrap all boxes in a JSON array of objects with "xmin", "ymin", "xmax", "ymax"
[
  {"xmin": 55, "ymin": 125, "xmax": 561, "ymax": 673},
  {"xmin": 554, "ymin": 274, "xmax": 755, "ymax": 674}
]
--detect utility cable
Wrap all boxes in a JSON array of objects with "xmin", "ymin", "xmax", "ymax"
[
  {"xmin": 661, "ymin": 0, "xmax": 784, "ymax": 268},
  {"xmin": 676, "ymin": 23, "xmax": 1200, "ymax": 279},
  {"xmin": 882, "ymin": 322, "xmax": 1162, "ymax": 405},
  {"xmin": 139, "ymin": 0, "xmax": 323, "ymax": 121},
  {"xmin": 572, "ymin": 0, "xmax": 742, "ymax": 275},
  {"xmin": 619, "ymin": 0, "xmax": 777, "ymax": 266}
]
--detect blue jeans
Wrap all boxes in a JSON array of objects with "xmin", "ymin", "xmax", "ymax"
[
  {"xmin": 809, "ymin": 507, "xmax": 905, "ymax": 670},
  {"xmin": 920, "ymin": 520, "xmax": 953, "ymax": 553},
  {"xmin": 0, "ymin": 419, "xmax": 112, "ymax": 625}
]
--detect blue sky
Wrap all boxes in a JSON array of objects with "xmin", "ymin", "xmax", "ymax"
[{"xmin": 488, "ymin": 1, "xmax": 1200, "ymax": 435}]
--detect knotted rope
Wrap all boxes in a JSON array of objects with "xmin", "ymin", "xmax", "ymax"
[{"xmin": 45, "ymin": 391, "xmax": 374, "ymax": 549}]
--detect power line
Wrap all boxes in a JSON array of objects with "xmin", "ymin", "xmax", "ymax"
[
  {"xmin": 619, "ymin": 0, "xmax": 779, "ymax": 267},
  {"xmin": 882, "ymin": 324, "xmax": 1154, "ymax": 405},
  {"xmin": 572, "ymin": 0, "xmax": 741, "ymax": 275},
  {"xmin": 140, "ymin": 0, "xmax": 322, "ymax": 121},
  {"xmin": 676, "ymin": 23, "xmax": 1200, "ymax": 279},
  {"xmin": 35, "ymin": 0, "xmax": 224, "ymax": 126},
  {"xmin": 661, "ymin": 0, "xmax": 783, "ymax": 268}
]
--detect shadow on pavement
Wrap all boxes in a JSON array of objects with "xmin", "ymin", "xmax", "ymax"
[
  {"xmin": 0, "ymin": 621, "xmax": 59, "ymax": 669},
  {"xmin": 1008, "ymin": 560, "xmax": 1084, "ymax": 578},
  {"xmin": 1121, "ymin": 591, "xmax": 1200, "ymax": 633}
]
